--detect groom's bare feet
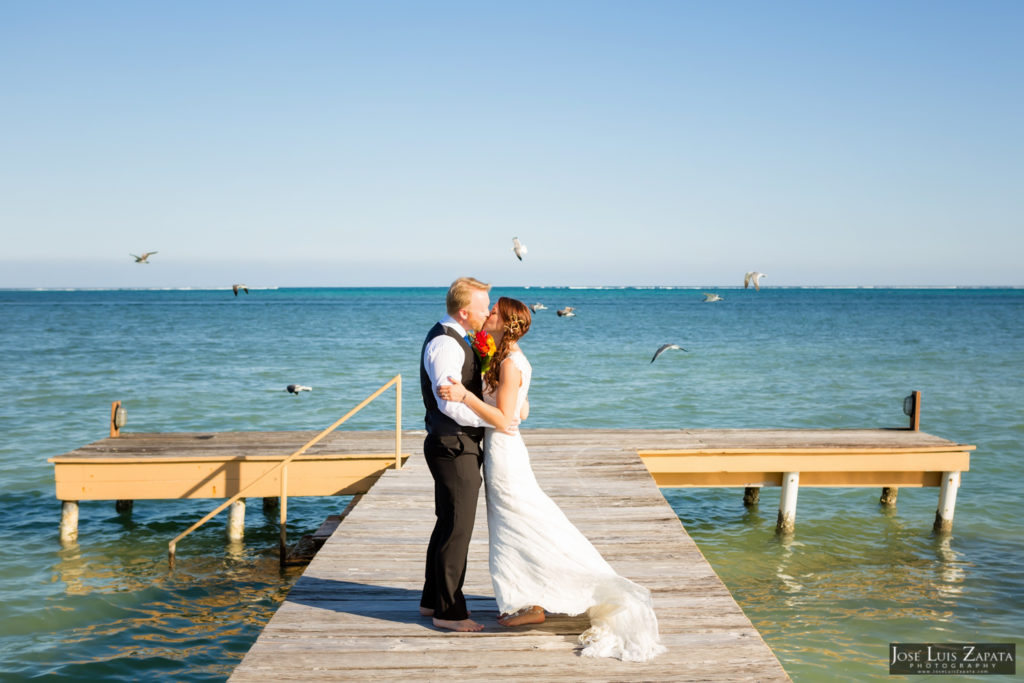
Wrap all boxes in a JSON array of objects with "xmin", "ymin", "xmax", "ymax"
[
  {"xmin": 432, "ymin": 617, "xmax": 484, "ymax": 632},
  {"xmin": 498, "ymin": 606, "xmax": 545, "ymax": 627},
  {"xmin": 420, "ymin": 607, "xmax": 471, "ymax": 617}
]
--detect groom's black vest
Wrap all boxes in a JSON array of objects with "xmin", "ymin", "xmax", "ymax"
[{"xmin": 420, "ymin": 323, "xmax": 485, "ymax": 440}]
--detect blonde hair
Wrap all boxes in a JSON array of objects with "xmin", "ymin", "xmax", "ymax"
[{"xmin": 446, "ymin": 277, "xmax": 491, "ymax": 315}]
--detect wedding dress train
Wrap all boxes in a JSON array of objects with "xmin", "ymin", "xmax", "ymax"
[{"xmin": 483, "ymin": 351, "xmax": 665, "ymax": 662}]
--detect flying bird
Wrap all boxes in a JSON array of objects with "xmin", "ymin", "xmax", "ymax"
[
  {"xmin": 130, "ymin": 251, "xmax": 158, "ymax": 263},
  {"xmin": 531, "ymin": 302, "xmax": 547, "ymax": 312},
  {"xmin": 702, "ymin": 292, "xmax": 724, "ymax": 302},
  {"xmin": 650, "ymin": 344, "xmax": 688, "ymax": 363},
  {"xmin": 512, "ymin": 237, "xmax": 528, "ymax": 261},
  {"xmin": 232, "ymin": 284, "xmax": 249, "ymax": 296},
  {"xmin": 556, "ymin": 306, "xmax": 576, "ymax": 317},
  {"xmin": 286, "ymin": 384, "xmax": 312, "ymax": 394},
  {"xmin": 744, "ymin": 271, "xmax": 766, "ymax": 291}
]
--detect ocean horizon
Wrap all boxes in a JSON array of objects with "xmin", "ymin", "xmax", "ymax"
[{"xmin": 4, "ymin": 284, "xmax": 1023, "ymax": 291}]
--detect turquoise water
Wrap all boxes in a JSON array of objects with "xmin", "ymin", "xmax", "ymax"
[{"xmin": 1, "ymin": 287, "xmax": 1021, "ymax": 681}]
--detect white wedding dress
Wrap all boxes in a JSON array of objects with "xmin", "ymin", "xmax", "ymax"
[{"xmin": 483, "ymin": 351, "xmax": 666, "ymax": 662}]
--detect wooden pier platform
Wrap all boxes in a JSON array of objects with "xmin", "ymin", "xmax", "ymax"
[
  {"xmin": 49, "ymin": 425, "xmax": 975, "ymax": 540},
  {"xmin": 228, "ymin": 430, "xmax": 792, "ymax": 682},
  {"xmin": 46, "ymin": 424, "xmax": 977, "ymax": 679}
]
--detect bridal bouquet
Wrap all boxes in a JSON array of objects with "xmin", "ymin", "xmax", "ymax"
[{"xmin": 467, "ymin": 330, "xmax": 496, "ymax": 375}]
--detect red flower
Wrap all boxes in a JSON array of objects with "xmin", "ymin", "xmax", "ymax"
[{"xmin": 468, "ymin": 331, "xmax": 496, "ymax": 373}]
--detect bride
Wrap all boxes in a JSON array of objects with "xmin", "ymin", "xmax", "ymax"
[{"xmin": 438, "ymin": 297, "xmax": 666, "ymax": 662}]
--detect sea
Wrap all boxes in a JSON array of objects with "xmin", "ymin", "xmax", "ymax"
[{"xmin": 1, "ymin": 286, "xmax": 1021, "ymax": 681}]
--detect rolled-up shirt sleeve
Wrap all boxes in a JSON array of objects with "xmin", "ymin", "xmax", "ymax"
[{"xmin": 423, "ymin": 334, "xmax": 488, "ymax": 428}]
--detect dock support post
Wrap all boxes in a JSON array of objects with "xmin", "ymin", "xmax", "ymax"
[
  {"xmin": 110, "ymin": 400, "xmax": 125, "ymax": 438},
  {"xmin": 880, "ymin": 487, "xmax": 899, "ymax": 506},
  {"xmin": 907, "ymin": 390, "xmax": 921, "ymax": 431},
  {"xmin": 776, "ymin": 472, "xmax": 799, "ymax": 534},
  {"xmin": 933, "ymin": 471, "xmax": 960, "ymax": 533},
  {"xmin": 262, "ymin": 497, "xmax": 279, "ymax": 511},
  {"xmin": 115, "ymin": 499, "xmax": 133, "ymax": 514},
  {"xmin": 60, "ymin": 501, "xmax": 79, "ymax": 544},
  {"xmin": 228, "ymin": 499, "xmax": 246, "ymax": 541},
  {"xmin": 743, "ymin": 487, "xmax": 760, "ymax": 506}
]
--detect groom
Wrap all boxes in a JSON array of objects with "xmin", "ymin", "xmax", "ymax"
[{"xmin": 419, "ymin": 277, "xmax": 492, "ymax": 632}]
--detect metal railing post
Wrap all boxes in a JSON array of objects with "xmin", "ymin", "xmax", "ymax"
[
  {"xmin": 395, "ymin": 375, "xmax": 402, "ymax": 470},
  {"xmin": 279, "ymin": 464, "xmax": 289, "ymax": 558}
]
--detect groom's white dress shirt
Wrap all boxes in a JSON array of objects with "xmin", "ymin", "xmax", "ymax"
[{"xmin": 423, "ymin": 315, "xmax": 487, "ymax": 429}]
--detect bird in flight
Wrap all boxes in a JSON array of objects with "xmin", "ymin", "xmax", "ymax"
[
  {"xmin": 744, "ymin": 271, "xmax": 766, "ymax": 291},
  {"xmin": 702, "ymin": 292, "xmax": 723, "ymax": 302},
  {"xmin": 130, "ymin": 252, "xmax": 158, "ymax": 263},
  {"xmin": 286, "ymin": 384, "xmax": 312, "ymax": 394},
  {"xmin": 556, "ymin": 306, "xmax": 576, "ymax": 317},
  {"xmin": 650, "ymin": 344, "xmax": 688, "ymax": 363},
  {"xmin": 232, "ymin": 284, "xmax": 249, "ymax": 296},
  {"xmin": 512, "ymin": 237, "xmax": 528, "ymax": 261},
  {"xmin": 531, "ymin": 302, "xmax": 547, "ymax": 312}
]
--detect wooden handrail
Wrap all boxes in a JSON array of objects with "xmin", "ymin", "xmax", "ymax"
[{"xmin": 169, "ymin": 374, "xmax": 402, "ymax": 566}]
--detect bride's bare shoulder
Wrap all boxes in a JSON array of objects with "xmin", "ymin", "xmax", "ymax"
[
  {"xmin": 504, "ymin": 350, "xmax": 531, "ymax": 378},
  {"xmin": 500, "ymin": 353, "xmax": 523, "ymax": 370}
]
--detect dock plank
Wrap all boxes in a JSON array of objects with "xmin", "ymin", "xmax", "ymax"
[{"xmin": 228, "ymin": 433, "xmax": 791, "ymax": 682}]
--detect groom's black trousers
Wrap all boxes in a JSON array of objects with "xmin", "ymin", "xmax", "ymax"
[{"xmin": 421, "ymin": 432, "xmax": 483, "ymax": 621}]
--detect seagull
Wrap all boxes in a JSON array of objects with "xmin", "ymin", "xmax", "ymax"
[
  {"xmin": 512, "ymin": 237, "xmax": 528, "ymax": 261},
  {"xmin": 702, "ymin": 292, "xmax": 724, "ymax": 302},
  {"xmin": 650, "ymin": 343, "xmax": 688, "ymax": 363},
  {"xmin": 744, "ymin": 271, "xmax": 766, "ymax": 291},
  {"xmin": 531, "ymin": 302, "xmax": 547, "ymax": 312},
  {"xmin": 130, "ymin": 251, "xmax": 158, "ymax": 263},
  {"xmin": 232, "ymin": 284, "xmax": 249, "ymax": 296},
  {"xmin": 286, "ymin": 384, "xmax": 312, "ymax": 394},
  {"xmin": 556, "ymin": 306, "xmax": 575, "ymax": 317}
]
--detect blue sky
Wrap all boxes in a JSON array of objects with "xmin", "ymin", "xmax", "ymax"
[{"xmin": 1, "ymin": 1, "xmax": 1021, "ymax": 288}]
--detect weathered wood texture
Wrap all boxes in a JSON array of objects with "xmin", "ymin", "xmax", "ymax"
[
  {"xmin": 48, "ymin": 431, "xmax": 409, "ymax": 500},
  {"xmin": 228, "ymin": 431, "xmax": 792, "ymax": 682},
  {"xmin": 639, "ymin": 428, "xmax": 974, "ymax": 488},
  {"xmin": 49, "ymin": 427, "xmax": 973, "ymax": 500}
]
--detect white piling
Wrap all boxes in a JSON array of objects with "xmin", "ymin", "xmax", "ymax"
[
  {"xmin": 60, "ymin": 501, "xmax": 79, "ymax": 545},
  {"xmin": 933, "ymin": 471, "xmax": 961, "ymax": 532},
  {"xmin": 227, "ymin": 499, "xmax": 246, "ymax": 541},
  {"xmin": 776, "ymin": 472, "xmax": 799, "ymax": 534}
]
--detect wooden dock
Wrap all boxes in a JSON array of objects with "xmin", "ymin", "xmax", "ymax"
[
  {"xmin": 48, "ymin": 419, "xmax": 975, "ymax": 679},
  {"xmin": 49, "ymin": 424, "xmax": 975, "ymax": 540},
  {"xmin": 228, "ymin": 430, "xmax": 792, "ymax": 681}
]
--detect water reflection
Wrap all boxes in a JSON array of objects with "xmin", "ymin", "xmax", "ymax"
[
  {"xmin": 225, "ymin": 539, "xmax": 246, "ymax": 563},
  {"xmin": 931, "ymin": 534, "xmax": 967, "ymax": 597},
  {"xmin": 45, "ymin": 535, "xmax": 304, "ymax": 680},
  {"xmin": 53, "ymin": 544, "xmax": 88, "ymax": 596},
  {"xmin": 665, "ymin": 486, "xmax": 1001, "ymax": 680}
]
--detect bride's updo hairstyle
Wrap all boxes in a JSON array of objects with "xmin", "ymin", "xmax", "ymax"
[{"xmin": 484, "ymin": 297, "xmax": 532, "ymax": 392}]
